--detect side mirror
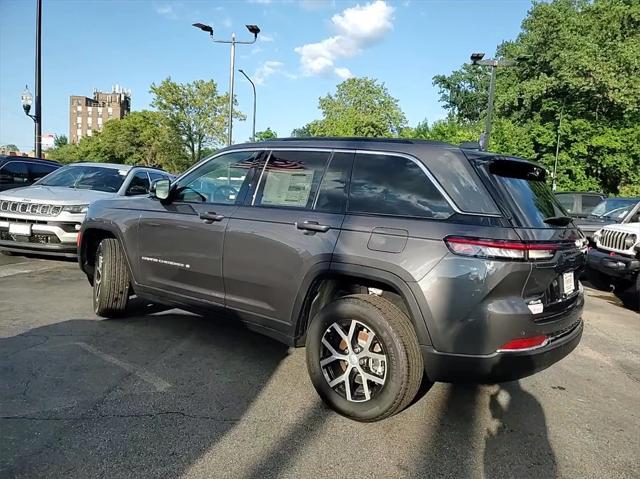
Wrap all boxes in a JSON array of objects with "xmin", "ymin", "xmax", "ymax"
[{"xmin": 150, "ymin": 179, "xmax": 171, "ymax": 201}]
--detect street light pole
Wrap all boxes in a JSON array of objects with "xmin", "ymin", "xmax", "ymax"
[
  {"xmin": 193, "ymin": 23, "xmax": 260, "ymax": 147},
  {"xmin": 238, "ymin": 69, "xmax": 256, "ymax": 142},
  {"xmin": 470, "ymin": 53, "xmax": 515, "ymax": 151},
  {"xmin": 34, "ymin": 0, "xmax": 42, "ymax": 157}
]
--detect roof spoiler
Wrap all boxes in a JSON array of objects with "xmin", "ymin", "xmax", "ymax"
[{"xmin": 460, "ymin": 141, "xmax": 481, "ymax": 150}]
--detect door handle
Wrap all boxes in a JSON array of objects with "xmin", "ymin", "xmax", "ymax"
[
  {"xmin": 199, "ymin": 211, "xmax": 225, "ymax": 223},
  {"xmin": 296, "ymin": 220, "xmax": 331, "ymax": 233}
]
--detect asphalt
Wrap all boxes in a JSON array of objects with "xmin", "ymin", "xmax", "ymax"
[{"xmin": 0, "ymin": 254, "xmax": 638, "ymax": 478}]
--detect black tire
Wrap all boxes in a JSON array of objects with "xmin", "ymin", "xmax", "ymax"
[
  {"xmin": 306, "ymin": 294, "xmax": 423, "ymax": 422},
  {"xmin": 617, "ymin": 275, "xmax": 640, "ymax": 311},
  {"xmin": 93, "ymin": 238, "xmax": 130, "ymax": 317},
  {"xmin": 586, "ymin": 267, "xmax": 612, "ymax": 291}
]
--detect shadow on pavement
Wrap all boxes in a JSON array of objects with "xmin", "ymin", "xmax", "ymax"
[
  {"xmin": 0, "ymin": 311, "xmax": 289, "ymax": 478},
  {"xmin": 484, "ymin": 381, "xmax": 557, "ymax": 478},
  {"xmin": 416, "ymin": 381, "xmax": 556, "ymax": 478}
]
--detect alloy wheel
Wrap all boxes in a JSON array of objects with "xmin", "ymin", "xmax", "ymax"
[{"xmin": 319, "ymin": 319, "xmax": 387, "ymax": 402}]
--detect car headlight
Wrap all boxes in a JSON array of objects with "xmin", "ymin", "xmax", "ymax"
[
  {"xmin": 593, "ymin": 229, "xmax": 602, "ymax": 243},
  {"xmin": 624, "ymin": 234, "xmax": 637, "ymax": 249},
  {"xmin": 62, "ymin": 204, "xmax": 89, "ymax": 214}
]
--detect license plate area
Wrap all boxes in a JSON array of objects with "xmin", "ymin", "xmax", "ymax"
[
  {"xmin": 9, "ymin": 223, "xmax": 32, "ymax": 236},
  {"xmin": 562, "ymin": 271, "xmax": 575, "ymax": 295}
]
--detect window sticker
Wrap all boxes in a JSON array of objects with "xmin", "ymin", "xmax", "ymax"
[{"xmin": 262, "ymin": 170, "xmax": 314, "ymax": 207}]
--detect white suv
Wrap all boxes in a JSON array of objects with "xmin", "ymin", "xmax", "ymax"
[
  {"xmin": 0, "ymin": 163, "xmax": 172, "ymax": 258},
  {"xmin": 587, "ymin": 222, "xmax": 640, "ymax": 308}
]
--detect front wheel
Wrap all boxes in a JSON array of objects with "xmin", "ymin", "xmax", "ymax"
[
  {"xmin": 305, "ymin": 294, "xmax": 424, "ymax": 422},
  {"xmin": 93, "ymin": 238, "xmax": 130, "ymax": 317}
]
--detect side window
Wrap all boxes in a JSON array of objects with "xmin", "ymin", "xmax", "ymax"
[
  {"xmin": 348, "ymin": 153, "xmax": 454, "ymax": 219},
  {"xmin": 0, "ymin": 162, "xmax": 29, "ymax": 185},
  {"xmin": 174, "ymin": 150, "xmax": 258, "ymax": 204},
  {"xmin": 581, "ymin": 195, "xmax": 603, "ymax": 213},
  {"xmin": 253, "ymin": 150, "xmax": 331, "ymax": 209},
  {"xmin": 126, "ymin": 171, "xmax": 151, "ymax": 195},
  {"xmin": 314, "ymin": 152, "xmax": 353, "ymax": 213},
  {"xmin": 149, "ymin": 171, "xmax": 167, "ymax": 182},
  {"xmin": 29, "ymin": 163, "xmax": 57, "ymax": 182},
  {"xmin": 554, "ymin": 194, "xmax": 574, "ymax": 213}
]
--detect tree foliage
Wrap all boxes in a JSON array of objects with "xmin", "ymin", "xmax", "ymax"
[
  {"xmin": 255, "ymin": 128, "xmax": 277, "ymax": 141},
  {"xmin": 295, "ymin": 78, "xmax": 407, "ymax": 137},
  {"xmin": 53, "ymin": 135, "xmax": 68, "ymax": 148},
  {"xmin": 432, "ymin": 0, "xmax": 640, "ymax": 194},
  {"xmin": 150, "ymin": 77, "xmax": 244, "ymax": 164}
]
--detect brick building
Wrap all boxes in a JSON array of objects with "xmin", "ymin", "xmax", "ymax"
[{"xmin": 69, "ymin": 85, "xmax": 131, "ymax": 143}]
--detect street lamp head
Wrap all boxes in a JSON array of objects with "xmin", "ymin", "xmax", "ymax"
[
  {"xmin": 192, "ymin": 22, "xmax": 213, "ymax": 35},
  {"xmin": 238, "ymin": 69, "xmax": 245, "ymax": 74},
  {"xmin": 246, "ymin": 24, "xmax": 260, "ymax": 38},
  {"xmin": 470, "ymin": 52, "xmax": 485, "ymax": 64},
  {"xmin": 21, "ymin": 85, "xmax": 33, "ymax": 115}
]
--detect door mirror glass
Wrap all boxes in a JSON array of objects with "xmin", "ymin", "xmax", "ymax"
[{"xmin": 151, "ymin": 179, "xmax": 171, "ymax": 200}]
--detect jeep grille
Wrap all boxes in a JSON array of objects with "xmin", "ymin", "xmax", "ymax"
[
  {"xmin": 599, "ymin": 229, "xmax": 632, "ymax": 251},
  {"xmin": 0, "ymin": 201, "xmax": 62, "ymax": 216}
]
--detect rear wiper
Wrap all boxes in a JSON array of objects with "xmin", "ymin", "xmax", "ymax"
[{"xmin": 544, "ymin": 216, "xmax": 573, "ymax": 226}]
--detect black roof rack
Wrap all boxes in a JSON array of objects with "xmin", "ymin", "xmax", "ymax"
[{"xmin": 270, "ymin": 137, "xmax": 452, "ymax": 146}]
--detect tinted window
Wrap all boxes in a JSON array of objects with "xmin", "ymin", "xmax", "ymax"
[
  {"xmin": 554, "ymin": 193, "xmax": 575, "ymax": 212},
  {"xmin": 253, "ymin": 150, "xmax": 330, "ymax": 209},
  {"xmin": 581, "ymin": 195, "xmax": 603, "ymax": 212},
  {"xmin": 348, "ymin": 154, "xmax": 454, "ymax": 219},
  {"xmin": 590, "ymin": 198, "xmax": 638, "ymax": 218},
  {"xmin": 0, "ymin": 162, "xmax": 29, "ymax": 185},
  {"xmin": 175, "ymin": 151, "xmax": 257, "ymax": 204},
  {"xmin": 314, "ymin": 152, "xmax": 353, "ymax": 213},
  {"xmin": 28, "ymin": 163, "xmax": 57, "ymax": 182},
  {"xmin": 149, "ymin": 171, "xmax": 167, "ymax": 182},
  {"xmin": 126, "ymin": 171, "xmax": 150, "ymax": 195},
  {"xmin": 484, "ymin": 159, "xmax": 564, "ymax": 228}
]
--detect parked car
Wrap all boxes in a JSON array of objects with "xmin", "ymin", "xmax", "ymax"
[
  {"xmin": 0, "ymin": 162, "xmax": 173, "ymax": 257},
  {"xmin": 79, "ymin": 138, "xmax": 585, "ymax": 421},
  {"xmin": 587, "ymin": 222, "xmax": 640, "ymax": 310},
  {"xmin": 0, "ymin": 155, "xmax": 61, "ymax": 192},
  {"xmin": 554, "ymin": 191, "xmax": 605, "ymax": 218},
  {"xmin": 575, "ymin": 197, "xmax": 640, "ymax": 241}
]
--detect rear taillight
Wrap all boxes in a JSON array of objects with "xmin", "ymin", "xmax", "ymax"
[
  {"xmin": 498, "ymin": 335, "xmax": 549, "ymax": 352},
  {"xmin": 76, "ymin": 231, "xmax": 82, "ymax": 248},
  {"xmin": 444, "ymin": 236, "xmax": 558, "ymax": 261}
]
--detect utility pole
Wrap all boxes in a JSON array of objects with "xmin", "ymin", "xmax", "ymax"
[
  {"xmin": 238, "ymin": 69, "xmax": 256, "ymax": 142},
  {"xmin": 470, "ymin": 53, "xmax": 515, "ymax": 151},
  {"xmin": 35, "ymin": 0, "xmax": 42, "ymax": 157},
  {"xmin": 552, "ymin": 106, "xmax": 564, "ymax": 192},
  {"xmin": 193, "ymin": 23, "xmax": 260, "ymax": 147}
]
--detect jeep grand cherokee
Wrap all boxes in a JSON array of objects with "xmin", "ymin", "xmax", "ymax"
[{"xmin": 79, "ymin": 138, "xmax": 585, "ymax": 421}]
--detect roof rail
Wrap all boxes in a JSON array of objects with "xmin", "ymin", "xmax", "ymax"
[{"xmin": 272, "ymin": 136, "xmax": 450, "ymax": 146}]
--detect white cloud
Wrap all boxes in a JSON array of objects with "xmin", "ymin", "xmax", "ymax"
[
  {"xmin": 253, "ymin": 60, "xmax": 297, "ymax": 85},
  {"xmin": 154, "ymin": 2, "xmax": 181, "ymax": 19},
  {"xmin": 259, "ymin": 34, "xmax": 275, "ymax": 43},
  {"xmin": 294, "ymin": 0, "xmax": 394, "ymax": 79}
]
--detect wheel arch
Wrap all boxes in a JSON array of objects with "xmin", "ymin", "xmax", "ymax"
[
  {"xmin": 80, "ymin": 223, "xmax": 130, "ymax": 280},
  {"xmin": 292, "ymin": 263, "xmax": 433, "ymax": 347}
]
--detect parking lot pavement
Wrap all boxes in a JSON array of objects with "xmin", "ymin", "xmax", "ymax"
[{"xmin": 0, "ymin": 257, "xmax": 638, "ymax": 479}]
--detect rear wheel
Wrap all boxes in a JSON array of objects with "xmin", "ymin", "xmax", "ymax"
[
  {"xmin": 586, "ymin": 267, "xmax": 612, "ymax": 291},
  {"xmin": 617, "ymin": 274, "xmax": 640, "ymax": 311},
  {"xmin": 93, "ymin": 238, "xmax": 130, "ymax": 317},
  {"xmin": 306, "ymin": 294, "xmax": 423, "ymax": 422}
]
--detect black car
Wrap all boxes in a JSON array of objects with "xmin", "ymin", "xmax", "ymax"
[
  {"xmin": 554, "ymin": 191, "xmax": 605, "ymax": 218},
  {"xmin": 0, "ymin": 156, "xmax": 61, "ymax": 192}
]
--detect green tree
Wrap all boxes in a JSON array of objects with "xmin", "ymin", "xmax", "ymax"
[
  {"xmin": 430, "ymin": 0, "xmax": 640, "ymax": 194},
  {"xmin": 47, "ymin": 111, "xmax": 188, "ymax": 173},
  {"xmin": 53, "ymin": 135, "xmax": 68, "ymax": 148},
  {"xmin": 255, "ymin": 128, "xmax": 277, "ymax": 141},
  {"xmin": 296, "ymin": 78, "xmax": 407, "ymax": 137},
  {"xmin": 1, "ymin": 144, "xmax": 19, "ymax": 152},
  {"xmin": 150, "ymin": 78, "xmax": 244, "ymax": 164}
]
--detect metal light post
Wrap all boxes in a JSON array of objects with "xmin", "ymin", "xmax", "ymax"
[
  {"xmin": 21, "ymin": 0, "xmax": 42, "ymax": 157},
  {"xmin": 238, "ymin": 69, "xmax": 256, "ymax": 142},
  {"xmin": 470, "ymin": 52, "xmax": 515, "ymax": 151},
  {"xmin": 193, "ymin": 23, "xmax": 260, "ymax": 146}
]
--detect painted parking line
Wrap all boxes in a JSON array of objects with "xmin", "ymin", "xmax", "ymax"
[
  {"xmin": 0, "ymin": 260, "xmax": 63, "ymax": 279},
  {"xmin": 75, "ymin": 342, "xmax": 172, "ymax": 392}
]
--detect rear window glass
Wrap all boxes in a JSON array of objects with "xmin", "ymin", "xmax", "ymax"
[
  {"xmin": 554, "ymin": 193, "xmax": 574, "ymax": 212},
  {"xmin": 484, "ymin": 159, "xmax": 566, "ymax": 228}
]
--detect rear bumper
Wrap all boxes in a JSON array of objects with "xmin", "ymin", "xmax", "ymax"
[
  {"xmin": 0, "ymin": 239, "xmax": 77, "ymax": 258},
  {"xmin": 421, "ymin": 319, "xmax": 583, "ymax": 383},
  {"xmin": 587, "ymin": 248, "xmax": 640, "ymax": 280}
]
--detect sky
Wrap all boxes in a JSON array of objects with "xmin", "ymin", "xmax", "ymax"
[{"xmin": 0, "ymin": 0, "xmax": 532, "ymax": 152}]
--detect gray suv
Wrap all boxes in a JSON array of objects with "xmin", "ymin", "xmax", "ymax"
[{"xmin": 79, "ymin": 138, "xmax": 586, "ymax": 421}]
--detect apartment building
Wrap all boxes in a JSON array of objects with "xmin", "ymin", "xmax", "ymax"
[{"xmin": 69, "ymin": 85, "xmax": 131, "ymax": 143}]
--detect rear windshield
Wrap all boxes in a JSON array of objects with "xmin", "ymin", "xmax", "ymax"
[{"xmin": 482, "ymin": 159, "xmax": 567, "ymax": 228}]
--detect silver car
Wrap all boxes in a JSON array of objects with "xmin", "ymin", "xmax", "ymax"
[{"xmin": 0, "ymin": 162, "xmax": 172, "ymax": 257}]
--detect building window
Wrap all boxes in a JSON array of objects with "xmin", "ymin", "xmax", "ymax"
[
  {"xmin": 76, "ymin": 117, "xmax": 82, "ymax": 125},
  {"xmin": 87, "ymin": 106, "xmax": 93, "ymax": 113},
  {"xmin": 98, "ymin": 107, "xmax": 103, "ymax": 114},
  {"xmin": 87, "ymin": 117, "xmax": 92, "ymax": 125},
  {"xmin": 77, "ymin": 106, "xmax": 82, "ymax": 112},
  {"xmin": 97, "ymin": 117, "xmax": 103, "ymax": 126},
  {"xmin": 87, "ymin": 129, "xmax": 92, "ymax": 136},
  {"xmin": 76, "ymin": 128, "xmax": 82, "ymax": 137}
]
